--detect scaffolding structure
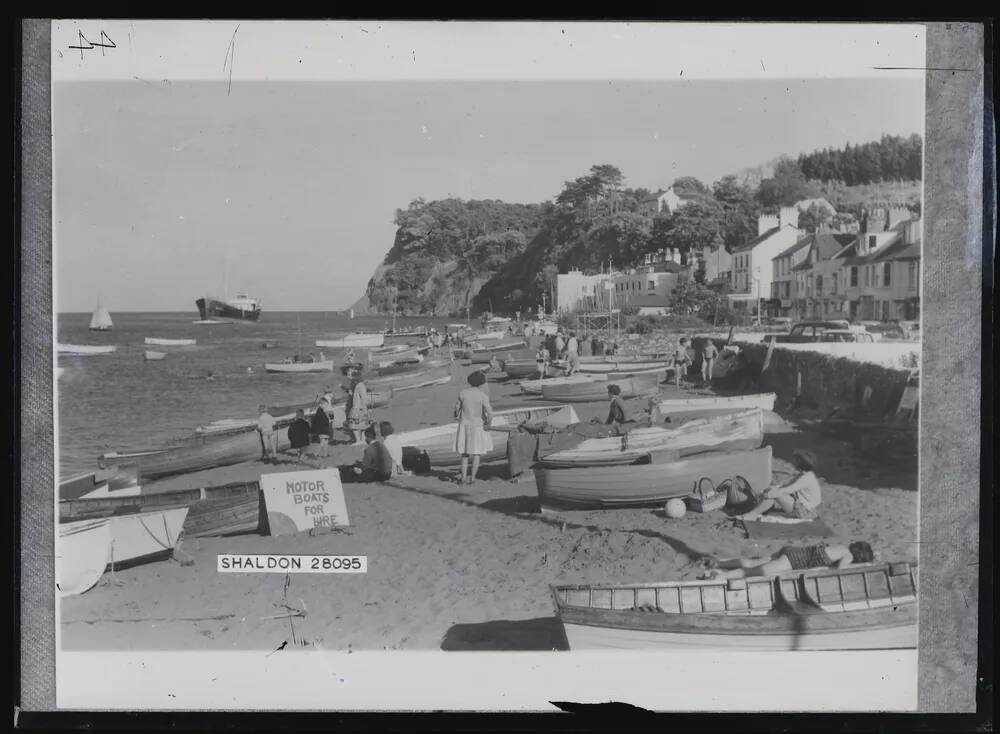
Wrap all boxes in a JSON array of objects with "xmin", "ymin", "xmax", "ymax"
[{"xmin": 575, "ymin": 311, "xmax": 621, "ymax": 342}]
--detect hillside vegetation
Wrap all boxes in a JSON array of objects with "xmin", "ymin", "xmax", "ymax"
[{"xmin": 361, "ymin": 136, "xmax": 922, "ymax": 317}]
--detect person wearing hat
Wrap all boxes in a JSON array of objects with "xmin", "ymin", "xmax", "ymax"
[
  {"xmin": 453, "ymin": 370, "xmax": 494, "ymax": 485},
  {"xmin": 736, "ymin": 449, "xmax": 822, "ymax": 521}
]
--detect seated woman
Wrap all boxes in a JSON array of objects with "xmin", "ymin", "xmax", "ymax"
[
  {"xmin": 339, "ymin": 426, "xmax": 394, "ymax": 483},
  {"xmin": 737, "ymin": 449, "xmax": 821, "ymax": 520},
  {"xmin": 700, "ymin": 541, "xmax": 875, "ymax": 580},
  {"xmin": 605, "ymin": 384, "xmax": 630, "ymax": 426}
]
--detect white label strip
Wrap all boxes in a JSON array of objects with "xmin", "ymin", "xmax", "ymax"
[{"xmin": 217, "ymin": 554, "xmax": 367, "ymax": 573}]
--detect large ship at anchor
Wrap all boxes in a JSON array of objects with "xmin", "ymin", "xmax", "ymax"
[{"xmin": 195, "ymin": 293, "xmax": 262, "ymax": 322}]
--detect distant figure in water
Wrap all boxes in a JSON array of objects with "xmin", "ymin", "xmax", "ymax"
[
  {"xmin": 246, "ymin": 367, "xmax": 254, "ymax": 375},
  {"xmin": 700, "ymin": 542, "xmax": 875, "ymax": 580},
  {"xmin": 206, "ymin": 371, "xmax": 216, "ymax": 381}
]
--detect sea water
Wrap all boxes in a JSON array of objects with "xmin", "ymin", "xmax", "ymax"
[{"xmin": 55, "ymin": 311, "xmax": 464, "ymax": 478}]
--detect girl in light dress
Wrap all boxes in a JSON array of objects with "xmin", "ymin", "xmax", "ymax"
[
  {"xmin": 453, "ymin": 370, "xmax": 494, "ymax": 485},
  {"xmin": 344, "ymin": 368, "xmax": 372, "ymax": 446}
]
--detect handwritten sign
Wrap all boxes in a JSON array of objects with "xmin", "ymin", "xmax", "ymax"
[{"xmin": 259, "ymin": 469, "xmax": 349, "ymax": 536}]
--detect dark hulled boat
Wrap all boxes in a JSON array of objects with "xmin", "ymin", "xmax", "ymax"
[{"xmin": 196, "ymin": 293, "xmax": 262, "ymax": 322}]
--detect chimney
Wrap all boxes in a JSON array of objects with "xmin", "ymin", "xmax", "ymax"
[
  {"xmin": 758, "ymin": 213, "xmax": 779, "ymax": 236},
  {"xmin": 779, "ymin": 206, "xmax": 800, "ymax": 230},
  {"xmin": 887, "ymin": 206, "xmax": 910, "ymax": 230}
]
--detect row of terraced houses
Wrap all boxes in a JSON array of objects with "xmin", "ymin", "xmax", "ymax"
[
  {"xmin": 724, "ymin": 202, "xmax": 921, "ymax": 321},
  {"xmin": 554, "ymin": 193, "xmax": 921, "ymax": 322}
]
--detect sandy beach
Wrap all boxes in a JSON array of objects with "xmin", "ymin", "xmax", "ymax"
[{"xmin": 60, "ymin": 352, "xmax": 918, "ymax": 652}]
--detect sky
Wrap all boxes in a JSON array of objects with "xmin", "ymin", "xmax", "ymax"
[{"xmin": 52, "ymin": 22, "xmax": 925, "ymax": 312}]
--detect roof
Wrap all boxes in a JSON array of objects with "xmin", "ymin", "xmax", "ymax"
[
  {"xmin": 874, "ymin": 239, "xmax": 921, "ymax": 261},
  {"xmin": 658, "ymin": 261, "xmax": 685, "ymax": 273},
  {"xmin": 841, "ymin": 230, "xmax": 905, "ymax": 266},
  {"xmin": 774, "ymin": 235, "xmax": 813, "ymax": 260},
  {"xmin": 790, "ymin": 260, "xmax": 813, "ymax": 272},
  {"xmin": 813, "ymin": 233, "xmax": 857, "ymax": 260},
  {"xmin": 733, "ymin": 226, "xmax": 781, "ymax": 253}
]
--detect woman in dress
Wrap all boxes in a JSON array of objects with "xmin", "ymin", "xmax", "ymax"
[
  {"xmin": 454, "ymin": 370, "xmax": 494, "ymax": 485},
  {"xmin": 344, "ymin": 368, "xmax": 371, "ymax": 446},
  {"xmin": 699, "ymin": 541, "xmax": 875, "ymax": 580}
]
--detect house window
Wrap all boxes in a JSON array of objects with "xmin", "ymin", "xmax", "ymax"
[
  {"xmin": 883, "ymin": 263, "xmax": 891, "ymax": 287},
  {"xmin": 908, "ymin": 261, "xmax": 919, "ymax": 291},
  {"xmin": 647, "ymin": 281, "xmax": 655, "ymax": 290},
  {"xmin": 863, "ymin": 267, "xmax": 869, "ymax": 287},
  {"xmin": 816, "ymin": 275, "xmax": 823, "ymax": 296},
  {"xmin": 868, "ymin": 235, "xmax": 877, "ymax": 250},
  {"xmin": 832, "ymin": 273, "xmax": 839, "ymax": 294},
  {"xmin": 850, "ymin": 267, "xmax": 858, "ymax": 287}
]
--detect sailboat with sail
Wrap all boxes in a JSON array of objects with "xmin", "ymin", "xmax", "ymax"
[{"xmin": 89, "ymin": 301, "xmax": 113, "ymax": 332}]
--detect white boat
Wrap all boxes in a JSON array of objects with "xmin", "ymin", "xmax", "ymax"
[
  {"xmin": 473, "ymin": 330, "xmax": 506, "ymax": 341},
  {"xmin": 651, "ymin": 393, "xmax": 777, "ymax": 418},
  {"xmin": 144, "ymin": 350, "xmax": 166, "ymax": 361},
  {"xmin": 396, "ymin": 404, "xmax": 579, "ymax": 466},
  {"xmin": 57, "ymin": 507, "xmax": 189, "ymax": 596},
  {"xmin": 192, "ymin": 319, "xmax": 235, "ymax": 325},
  {"xmin": 389, "ymin": 373, "xmax": 452, "ymax": 392},
  {"xmin": 56, "ymin": 343, "xmax": 116, "ymax": 356},
  {"xmin": 145, "ymin": 337, "xmax": 197, "ymax": 346},
  {"xmin": 57, "ymin": 517, "xmax": 111, "ymax": 596},
  {"xmin": 520, "ymin": 374, "xmax": 601, "ymax": 395},
  {"xmin": 264, "ymin": 360, "xmax": 334, "ymax": 373},
  {"xmin": 88, "ymin": 304, "xmax": 113, "ymax": 332},
  {"xmin": 538, "ymin": 408, "xmax": 765, "ymax": 468},
  {"xmin": 576, "ymin": 360, "xmax": 671, "ymax": 374},
  {"xmin": 552, "ymin": 562, "xmax": 918, "ymax": 651},
  {"xmin": 316, "ymin": 333, "xmax": 385, "ymax": 348}
]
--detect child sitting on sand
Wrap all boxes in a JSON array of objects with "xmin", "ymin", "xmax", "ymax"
[{"xmin": 737, "ymin": 449, "xmax": 822, "ymax": 521}]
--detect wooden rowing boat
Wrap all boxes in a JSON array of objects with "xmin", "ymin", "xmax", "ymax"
[
  {"xmin": 59, "ymin": 464, "xmax": 140, "ymax": 500},
  {"xmin": 58, "ymin": 507, "xmax": 190, "ymax": 596},
  {"xmin": 538, "ymin": 408, "xmax": 764, "ymax": 468},
  {"xmin": 144, "ymin": 350, "xmax": 166, "ymax": 361},
  {"xmin": 576, "ymin": 360, "xmax": 670, "ymax": 374},
  {"xmin": 145, "ymin": 337, "xmax": 196, "ymax": 346},
  {"xmin": 651, "ymin": 392, "xmax": 777, "ymax": 415},
  {"xmin": 60, "ymin": 480, "xmax": 265, "ymax": 538},
  {"xmin": 99, "ymin": 430, "xmax": 292, "ymax": 480},
  {"xmin": 316, "ymin": 333, "xmax": 385, "ymax": 348},
  {"xmin": 540, "ymin": 372, "xmax": 660, "ymax": 403},
  {"xmin": 390, "ymin": 373, "xmax": 452, "ymax": 392},
  {"xmin": 552, "ymin": 562, "xmax": 918, "ymax": 651},
  {"xmin": 366, "ymin": 361, "xmax": 451, "ymax": 390},
  {"xmin": 264, "ymin": 360, "xmax": 334, "ymax": 373},
  {"xmin": 375, "ymin": 356, "xmax": 443, "ymax": 377},
  {"xmin": 473, "ymin": 330, "xmax": 507, "ymax": 341},
  {"xmin": 504, "ymin": 358, "xmax": 543, "ymax": 379},
  {"xmin": 520, "ymin": 374, "xmax": 600, "ymax": 395},
  {"xmin": 195, "ymin": 391, "xmax": 389, "ymax": 436},
  {"xmin": 56, "ymin": 343, "xmax": 116, "ymax": 356},
  {"xmin": 535, "ymin": 446, "xmax": 772, "ymax": 509},
  {"xmin": 397, "ymin": 404, "xmax": 579, "ymax": 466}
]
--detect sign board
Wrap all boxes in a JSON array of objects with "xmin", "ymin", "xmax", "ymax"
[{"xmin": 259, "ymin": 469, "xmax": 349, "ymax": 535}]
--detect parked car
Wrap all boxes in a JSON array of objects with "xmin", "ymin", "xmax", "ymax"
[
  {"xmin": 820, "ymin": 330, "xmax": 876, "ymax": 343},
  {"xmin": 765, "ymin": 317, "xmax": 793, "ymax": 330},
  {"xmin": 761, "ymin": 320, "xmax": 852, "ymax": 343}
]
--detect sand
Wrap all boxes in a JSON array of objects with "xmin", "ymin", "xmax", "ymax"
[{"xmin": 59, "ymin": 347, "xmax": 918, "ymax": 652}]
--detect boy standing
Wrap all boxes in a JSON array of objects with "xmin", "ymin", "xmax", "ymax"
[
  {"xmin": 257, "ymin": 405, "xmax": 277, "ymax": 461},
  {"xmin": 673, "ymin": 338, "xmax": 691, "ymax": 389}
]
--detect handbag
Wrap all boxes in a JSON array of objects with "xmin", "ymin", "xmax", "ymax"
[
  {"xmin": 685, "ymin": 477, "xmax": 727, "ymax": 513},
  {"xmin": 719, "ymin": 475, "xmax": 757, "ymax": 512}
]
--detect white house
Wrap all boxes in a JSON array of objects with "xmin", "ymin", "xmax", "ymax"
[{"xmin": 729, "ymin": 207, "xmax": 802, "ymax": 315}]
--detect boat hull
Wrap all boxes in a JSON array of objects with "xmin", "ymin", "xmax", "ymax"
[
  {"xmin": 100, "ymin": 430, "xmax": 292, "ymax": 480},
  {"xmin": 145, "ymin": 338, "xmax": 196, "ymax": 346},
  {"xmin": 398, "ymin": 404, "xmax": 579, "ymax": 467},
  {"xmin": 57, "ymin": 518, "xmax": 111, "ymax": 596},
  {"xmin": 541, "ymin": 373, "xmax": 660, "ymax": 402},
  {"xmin": 316, "ymin": 334, "xmax": 385, "ymax": 348},
  {"xmin": 196, "ymin": 297, "xmax": 261, "ymax": 322},
  {"xmin": 61, "ymin": 481, "xmax": 265, "ymax": 538},
  {"xmin": 264, "ymin": 360, "xmax": 334, "ymax": 373},
  {"xmin": 539, "ymin": 408, "xmax": 764, "ymax": 468},
  {"xmin": 535, "ymin": 446, "xmax": 772, "ymax": 509},
  {"xmin": 577, "ymin": 360, "xmax": 671, "ymax": 374},
  {"xmin": 57, "ymin": 343, "xmax": 116, "ymax": 356},
  {"xmin": 553, "ymin": 563, "xmax": 918, "ymax": 651},
  {"xmin": 653, "ymin": 393, "xmax": 777, "ymax": 414},
  {"xmin": 144, "ymin": 351, "xmax": 166, "ymax": 361}
]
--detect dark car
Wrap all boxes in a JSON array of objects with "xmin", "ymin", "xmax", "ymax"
[{"xmin": 761, "ymin": 320, "xmax": 852, "ymax": 343}]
